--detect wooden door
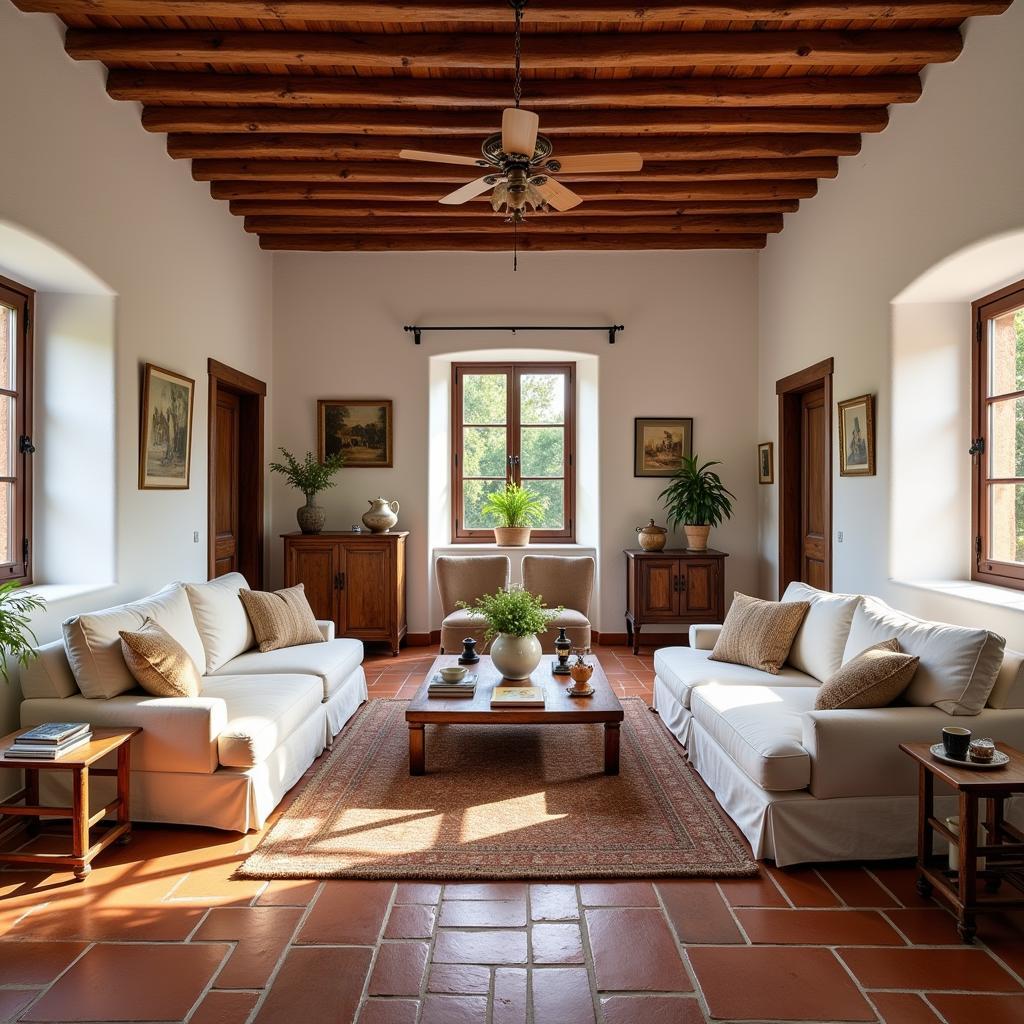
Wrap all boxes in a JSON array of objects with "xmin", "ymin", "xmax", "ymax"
[
  {"xmin": 287, "ymin": 541, "xmax": 338, "ymax": 623},
  {"xmin": 638, "ymin": 558, "xmax": 680, "ymax": 619},
  {"xmin": 340, "ymin": 541, "xmax": 391, "ymax": 638},
  {"xmin": 681, "ymin": 560, "xmax": 717, "ymax": 616},
  {"xmin": 212, "ymin": 390, "xmax": 240, "ymax": 577},
  {"xmin": 800, "ymin": 386, "xmax": 830, "ymax": 589}
]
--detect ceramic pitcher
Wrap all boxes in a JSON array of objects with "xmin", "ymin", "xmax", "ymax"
[{"xmin": 362, "ymin": 497, "xmax": 400, "ymax": 533}]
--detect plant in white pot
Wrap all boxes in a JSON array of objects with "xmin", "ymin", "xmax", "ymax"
[
  {"xmin": 481, "ymin": 483, "xmax": 546, "ymax": 546},
  {"xmin": 270, "ymin": 447, "xmax": 345, "ymax": 535},
  {"xmin": 458, "ymin": 586, "xmax": 561, "ymax": 680},
  {"xmin": 658, "ymin": 454, "xmax": 735, "ymax": 552}
]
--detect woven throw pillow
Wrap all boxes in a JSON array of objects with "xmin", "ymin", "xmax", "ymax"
[
  {"xmin": 119, "ymin": 619, "xmax": 201, "ymax": 699},
  {"xmin": 815, "ymin": 638, "xmax": 919, "ymax": 711},
  {"xmin": 708, "ymin": 592, "xmax": 810, "ymax": 675},
  {"xmin": 239, "ymin": 584, "xmax": 325, "ymax": 653}
]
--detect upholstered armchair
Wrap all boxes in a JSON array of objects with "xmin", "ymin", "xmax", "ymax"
[
  {"xmin": 522, "ymin": 555, "xmax": 595, "ymax": 653},
  {"xmin": 436, "ymin": 555, "xmax": 511, "ymax": 653}
]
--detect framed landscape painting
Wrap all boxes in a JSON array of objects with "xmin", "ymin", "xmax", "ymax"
[
  {"xmin": 758, "ymin": 442, "xmax": 774, "ymax": 484},
  {"xmin": 319, "ymin": 399, "xmax": 393, "ymax": 468},
  {"xmin": 634, "ymin": 417, "xmax": 693, "ymax": 477},
  {"xmin": 838, "ymin": 394, "xmax": 875, "ymax": 476},
  {"xmin": 139, "ymin": 363, "xmax": 195, "ymax": 489}
]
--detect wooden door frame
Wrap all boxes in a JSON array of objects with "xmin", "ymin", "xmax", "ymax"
[
  {"xmin": 208, "ymin": 359, "xmax": 267, "ymax": 586},
  {"xmin": 776, "ymin": 357, "xmax": 834, "ymax": 596}
]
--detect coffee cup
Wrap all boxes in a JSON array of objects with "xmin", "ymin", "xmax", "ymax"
[{"xmin": 942, "ymin": 726, "xmax": 971, "ymax": 760}]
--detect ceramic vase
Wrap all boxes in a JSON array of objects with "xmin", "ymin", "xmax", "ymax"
[
  {"xmin": 296, "ymin": 497, "xmax": 325, "ymax": 535},
  {"xmin": 635, "ymin": 518, "xmax": 668, "ymax": 551},
  {"xmin": 490, "ymin": 632, "xmax": 542, "ymax": 680}
]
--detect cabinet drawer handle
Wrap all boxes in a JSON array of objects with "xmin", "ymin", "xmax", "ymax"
[{"xmin": 335, "ymin": 572, "xmax": 346, "ymax": 590}]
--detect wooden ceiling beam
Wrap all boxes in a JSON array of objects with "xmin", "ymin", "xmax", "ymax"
[
  {"xmin": 66, "ymin": 28, "xmax": 962, "ymax": 69},
  {"xmin": 168, "ymin": 132, "xmax": 860, "ymax": 161},
  {"xmin": 107, "ymin": 71, "xmax": 923, "ymax": 108},
  {"xmin": 143, "ymin": 106, "xmax": 889, "ymax": 136},
  {"xmin": 15, "ymin": 1, "xmax": 1012, "ymax": 24},
  {"xmin": 244, "ymin": 214, "xmax": 784, "ymax": 234}
]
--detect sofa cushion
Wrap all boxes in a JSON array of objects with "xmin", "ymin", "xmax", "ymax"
[
  {"xmin": 690, "ymin": 683, "xmax": 814, "ymax": 792},
  {"xmin": 709, "ymin": 593, "xmax": 810, "ymax": 675},
  {"xmin": 239, "ymin": 584, "xmax": 324, "ymax": 653},
  {"xmin": 989, "ymin": 648, "xmax": 1024, "ymax": 709},
  {"xmin": 782, "ymin": 582, "xmax": 861, "ymax": 682},
  {"xmin": 211, "ymin": 638, "xmax": 364, "ymax": 703},
  {"xmin": 654, "ymin": 646, "xmax": 816, "ymax": 710},
  {"xmin": 842, "ymin": 597, "xmax": 1005, "ymax": 715},
  {"xmin": 120, "ymin": 619, "xmax": 202, "ymax": 699},
  {"xmin": 138, "ymin": 584, "xmax": 208, "ymax": 677},
  {"xmin": 21, "ymin": 640, "xmax": 79, "ymax": 700},
  {"xmin": 201, "ymin": 674, "xmax": 324, "ymax": 768},
  {"xmin": 814, "ymin": 639, "xmax": 918, "ymax": 711},
  {"xmin": 185, "ymin": 572, "xmax": 255, "ymax": 673}
]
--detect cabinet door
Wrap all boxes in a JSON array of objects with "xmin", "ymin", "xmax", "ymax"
[
  {"xmin": 637, "ymin": 558, "xmax": 680, "ymax": 619},
  {"xmin": 285, "ymin": 541, "xmax": 339, "ymax": 624},
  {"xmin": 681, "ymin": 560, "xmax": 718, "ymax": 617},
  {"xmin": 340, "ymin": 541, "xmax": 392, "ymax": 638}
]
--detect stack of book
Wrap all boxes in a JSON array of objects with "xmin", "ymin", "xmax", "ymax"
[
  {"xmin": 427, "ymin": 674, "xmax": 477, "ymax": 698},
  {"xmin": 3, "ymin": 723, "xmax": 92, "ymax": 760}
]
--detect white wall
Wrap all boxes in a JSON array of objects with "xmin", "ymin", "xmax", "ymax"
[
  {"xmin": 757, "ymin": 5, "xmax": 1024, "ymax": 643},
  {"xmin": 271, "ymin": 250, "xmax": 760, "ymax": 636},
  {"xmin": 0, "ymin": 5, "xmax": 273, "ymax": 734}
]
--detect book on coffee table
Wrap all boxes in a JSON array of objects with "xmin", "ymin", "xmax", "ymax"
[{"xmin": 491, "ymin": 686, "xmax": 545, "ymax": 708}]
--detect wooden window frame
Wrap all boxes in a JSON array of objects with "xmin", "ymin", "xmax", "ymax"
[
  {"xmin": 0, "ymin": 273, "xmax": 34, "ymax": 585},
  {"xmin": 972, "ymin": 276, "xmax": 1024, "ymax": 589},
  {"xmin": 451, "ymin": 361, "xmax": 576, "ymax": 543}
]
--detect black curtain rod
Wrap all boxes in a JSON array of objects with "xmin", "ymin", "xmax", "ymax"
[{"xmin": 404, "ymin": 324, "xmax": 624, "ymax": 345}]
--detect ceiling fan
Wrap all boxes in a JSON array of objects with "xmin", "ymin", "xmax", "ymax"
[{"xmin": 397, "ymin": 0, "xmax": 643, "ymax": 228}]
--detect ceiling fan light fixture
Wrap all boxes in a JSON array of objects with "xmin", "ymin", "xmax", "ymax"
[{"xmin": 501, "ymin": 107, "xmax": 540, "ymax": 159}]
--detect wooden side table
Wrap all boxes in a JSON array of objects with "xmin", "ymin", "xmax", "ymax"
[
  {"xmin": 900, "ymin": 741, "xmax": 1024, "ymax": 942},
  {"xmin": 0, "ymin": 727, "xmax": 140, "ymax": 880}
]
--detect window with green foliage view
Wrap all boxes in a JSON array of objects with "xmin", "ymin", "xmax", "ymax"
[{"xmin": 452, "ymin": 363, "xmax": 575, "ymax": 541}]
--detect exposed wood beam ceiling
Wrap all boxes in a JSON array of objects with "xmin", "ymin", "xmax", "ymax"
[{"xmin": 14, "ymin": 0, "xmax": 1013, "ymax": 252}]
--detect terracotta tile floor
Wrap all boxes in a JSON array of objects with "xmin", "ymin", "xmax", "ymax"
[{"xmin": 0, "ymin": 644, "xmax": 1021, "ymax": 1023}]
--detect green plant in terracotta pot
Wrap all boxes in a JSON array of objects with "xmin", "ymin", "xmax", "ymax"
[
  {"xmin": 658, "ymin": 454, "xmax": 735, "ymax": 552},
  {"xmin": 270, "ymin": 447, "xmax": 345, "ymax": 535},
  {"xmin": 481, "ymin": 483, "xmax": 547, "ymax": 546}
]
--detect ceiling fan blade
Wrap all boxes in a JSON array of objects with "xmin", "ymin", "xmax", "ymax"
[
  {"xmin": 439, "ymin": 176, "xmax": 497, "ymax": 206},
  {"xmin": 531, "ymin": 177, "xmax": 583, "ymax": 212},
  {"xmin": 399, "ymin": 148, "xmax": 484, "ymax": 168},
  {"xmin": 548, "ymin": 153, "xmax": 644, "ymax": 174},
  {"xmin": 502, "ymin": 107, "xmax": 539, "ymax": 158}
]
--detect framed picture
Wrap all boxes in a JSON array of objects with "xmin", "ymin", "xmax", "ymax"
[
  {"xmin": 318, "ymin": 399, "xmax": 393, "ymax": 468},
  {"xmin": 758, "ymin": 442, "xmax": 774, "ymax": 484},
  {"xmin": 139, "ymin": 363, "xmax": 195, "ymax": 489},
  {"xmin": 634, "ymin": 417, "xmax": 693, "ymax": 477},
  {"xmin": 838, "ymin": 394, "xmax": 876, "ymax": 476}
]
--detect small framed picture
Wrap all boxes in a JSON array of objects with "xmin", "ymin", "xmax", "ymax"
[
  {"xmin": 838, "ymin": 394, "xmax": 875, "ymax": 476},
  {"xmin": 318, "ymin": 399, "xmax": 393, "ymax": 468},
  {"xmin": 139, "ymin": 363, "xmax": 195, "ymax": 489},
  {"xmin": 634, "ymin": 417, "xmax": 693, "ymax": 477},
  {"xmin": 758, "ymin": 442, "xmax": 774, "ymax": 484}
]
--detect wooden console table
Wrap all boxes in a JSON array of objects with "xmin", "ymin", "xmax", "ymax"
[
  {"xmin": 624, "ymin": 548, "xmax": 727, "ymax": 654},
  {"xmin": 0, "ymin": 727, "xmax": 139, "ymax": 880}
]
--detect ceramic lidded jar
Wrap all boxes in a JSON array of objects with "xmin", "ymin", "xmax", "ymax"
[
  {"xmin": 362, "ymin": 497, "xmax": 400, "ymax": 533},
  {"xmin": 635, "ymin": 518, "xmax": 668, "ymax": 551}
]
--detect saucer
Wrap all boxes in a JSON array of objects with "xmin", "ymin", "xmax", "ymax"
[
  {"xmin": 431, "ymin": 673, "xmax": 478, "ymax": 686},
  {"xmin": 928, "ymin": 743, "xmax": 1009, "ymax": 770},
  {"xmin": 565, "ymin": 685, "xmax": 595, "ymax": 698}
]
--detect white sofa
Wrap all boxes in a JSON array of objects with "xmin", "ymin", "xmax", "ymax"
[
  {"xmin": 18, "ymin": 573, "xmax": 367, "ymax": 832},
  {"xmin": 654, "ymin": 583, "xmax": 1024, "ymax": 866}
]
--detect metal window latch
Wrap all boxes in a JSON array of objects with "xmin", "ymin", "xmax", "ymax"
[
  {"xmin": 18, "ymin": 435, "xmax": 35, "ymax": 455},
  {"xmin": 968, "ymin": 437, "xmax": 985, "ymax": 456}
]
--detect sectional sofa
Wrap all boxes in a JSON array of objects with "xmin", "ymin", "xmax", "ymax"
[
  {"xmin": 19, "ymin": 573, "xmax": 366, "ymax": 831},
  {"xmin": 654, "ymin": 583, "xmax": 1024, "ymax": 865}
]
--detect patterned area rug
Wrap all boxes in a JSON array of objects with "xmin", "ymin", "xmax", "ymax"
[{"xmin": 237, "ymin": 698, "xmax": 757, "ymax": 880}]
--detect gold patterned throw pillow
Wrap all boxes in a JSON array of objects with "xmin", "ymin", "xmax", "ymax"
[
  {"xmin": 708, "ymin": 592, "xmax": 811, "ymax": 674},
  {"xmin": 119, "ymin": 618, "xmax": 201, "ymax": 698},
  {"xmin": 814, "ymin": 638, "xmax": 919, "ymax": 710},
  {"xmin": 239, "ymin": 584, "xmax": 325, "ymax": 653}
]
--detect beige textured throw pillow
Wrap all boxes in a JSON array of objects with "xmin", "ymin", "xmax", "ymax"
[
  {"xmin": 708, "ymin": 592, "xmax": 811, "ymax": 674},
  {"xmin": 239, "ymin": 584, "xmax": 325, "ymax": 653},
  {"xmin": 119, "ymin": 619, "xmax": 201, "ymax": 699},
  {"xmin": 815, "ymin": 638, "xmax": 919, "ymax": 711}
]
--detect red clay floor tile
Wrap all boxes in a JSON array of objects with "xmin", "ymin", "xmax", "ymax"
[
  {"xmin": 532, "ymin": 967, "xmax": 596, "ymax": 1024},
  {"xmin": 929, "ymin": 993, "xmax": 1024, "ymax": 1024},
  {"xmin": 443, "ymin": 882, "xmax": 527, "ymax": 901},
  {"xmin": 840, "ymin": 947, "xmax": 1022, "ymax": 991},
  {"xmin": 718, "ymin": 874, "xmax": 789, "ymax": 908},
  {"xmin": 438, "ymin": 899, "xmax": 527, "ymax": 927},
  {"xmin": 395, "ymin": 881, "xmax": 441, "ymax": 904},
  {"xmin": 253, "ymin": 946, "xmax": 373, "ymax": 1024},
  {"xmin": 817, "ymin": 866, "xmax": 900, "ymax": 908},
  {"xmin": 190, "ymin": 991, "xmax": 261, "ymax": 1024},
  {"xmin": 532, "ymin": 922, "xmax": 585, "ymax": 963},
  {"xmin": 419, "ymin": 994, "xmax": 488, "ymax": 1024},
  {"xmin": 256, "ymin": 879, "xmax": 320, "ymax": 906},
  {"xmin": 0, "ymin": 940, "xmax": 87, "ymax": 985},
  {"xmin": 868, "ymin": 992, "xmax": 942, "ymax": 1024},
  {"xmin": 599, "ymin": 995, "xmax": 705, "ymax": 1024},
  {"xmin": 433, "ymin": 929, "xmax": 528, "ymax": 965},
  {"xmin": 384, "ymin": 903, "xmax": 437, "ymax": 939},
  {"xmin": 657, "ymin": 880, "xmax": 744, "ymax": 944},
  {"xmin": 427, "ymin": 964, "xmax": 491, "ymax": 995},
  {"xmin": 296, "ymin": 880, "xmax": 393, "ymax": 944},
  {"xmin": 578, "ymin": 881, "xmax": 659, "ymax": 907},
  {"xmin": 586, "ymin": 908, "xmax": 691, "ymax": 992},
  {"xmin": 367, "ymin": 941, "xmax": 429, "ymax": 997},
  {"xmin": 492, "ymin": 967, "xmax": 528, "ymax": 1024},
  {"xmin": 767, "ymin": 865, "xmax": 842, "ymax": 907},
  {"xmin": 358, "ymin": 999, "xmax": 420, "ymax": 1024},
  {"xmin": 530, "ymin": 883, "xmax": 579, "ymax": 920},
  {"xmin": 884, "ymin": 907, "xmax": 966, "ymax": 945},
  {"xmin": 194, "ymin": 905, "xmax": 303, "ymax": 989},
  {"xmin": 0, "ymin": 990, "xmax": 37, "ymax": 1022},
  {"xmin": 736, "ymin": 908, "xmax": 905, "ymax": 946}
]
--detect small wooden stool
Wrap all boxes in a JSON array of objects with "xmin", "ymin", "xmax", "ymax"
[
  {"xmin": 900, "ymin": 740, "xmax": 1024, "ymax": 942},
  {"xmin": 0, "ymin": 727, "xmax": 140, "ymax": 880}
]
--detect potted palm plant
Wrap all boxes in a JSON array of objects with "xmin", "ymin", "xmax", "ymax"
[
  {"xmin": 458, "ymin": 586, "xmax": 561, "ymax": 679},
  {"xmin": 658, "ymin": 454, "xmax": 735, "ymax": 552},
  {"xmin": 0, "ymin": 582, "xmax": 44, "ymax": 682},
  {"xmin": 270, "ymin": 447, "xmax": 345, "ymax": 534},
  {"xmin": 481, "ymin": 483, "xmax": 546, "ymax": 546}
]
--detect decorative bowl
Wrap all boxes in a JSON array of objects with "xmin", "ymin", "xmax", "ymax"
[{"xmin": 440, "ymin": 666, "xmax": 468, "ymax": 683}]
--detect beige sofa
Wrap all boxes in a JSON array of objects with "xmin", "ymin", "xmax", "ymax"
[
  {"xmin": 19, "ymin": 573, "xmax": 366, "ymax": 832},
  {"xmin": 653, "ymin": 583, "xmax": 1024, "ymax": 865}
]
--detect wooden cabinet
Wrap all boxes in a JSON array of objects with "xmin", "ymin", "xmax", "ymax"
[
  {"xmin": 624, "ymin": 548, "xmax": 727, "ymax": 654},
  {"xmin": 283, "ymin": 532, "xmax": 408, "ymax": 655}
]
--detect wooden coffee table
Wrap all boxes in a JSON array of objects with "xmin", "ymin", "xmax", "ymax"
[{"xmin": 406, "ymin": 655, "xmax": 624, "ymax": 777}]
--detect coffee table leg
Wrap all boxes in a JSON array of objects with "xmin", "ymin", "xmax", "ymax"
[
  {"xmin": 409, "ymin": 724, "xmax": 426, "ymax": 776},
  {"xmin": 604, "ymin": 723, "xmax": 620, "ymax": 775}
]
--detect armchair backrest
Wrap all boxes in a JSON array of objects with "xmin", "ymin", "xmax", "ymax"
[
  {"xmin": 435, "ymin": 556, "xmax": 510, "ymax": 616},
  {"xmin": 522, "ymin": 555, "xmax": 595, "ymax": 614}
]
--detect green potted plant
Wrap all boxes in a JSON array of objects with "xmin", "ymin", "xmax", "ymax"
[
  {"xmin": 481, "ymin": 483, "xmax": 547, "ymax": 546},
  {"xmin": 658, "ymin": 454, "xmax": 735, "ymax": 552},
  {"xmin": 0, "ymin": 582, "xmax": 44, "ymax": 683},
  {"xmin": 458, "ymin": 586, "xmax": 560, "ymax": 679},
  {"xmin": 270, "ymin": 447, "xmax": 345, "ymax": 535}
]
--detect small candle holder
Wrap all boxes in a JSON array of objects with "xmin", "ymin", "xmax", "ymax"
[
  {"xmin": 458, "ymin": 637, "xmax": 480, "ymax": 665},
  {"xmin": 552, "ymin": 626, "xmax": 572, "ymax": 675}
]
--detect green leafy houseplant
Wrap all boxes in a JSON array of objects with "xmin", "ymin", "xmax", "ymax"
[
  {"xmin": 481, "ymin": 483, "xmax": 547, "ymax": 546},
  {"xmin": 270, "ymin": 447, "xmax": 345, "ymax": 534},
  {"xmin": 658, "ymin": 454, "xmax": 735, "ymax": 552},
  {"xmin": 458, "ymin": 587, "xmax": 560, "ymax": 645},
  {"xmin": 0, "ymin": 582, "xmax": 44, "ymax": 683}
]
